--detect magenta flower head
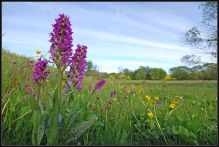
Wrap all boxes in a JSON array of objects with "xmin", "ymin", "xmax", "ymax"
[
  {"xmin": 67, "ymin": 44, "xmax": 87, "ymax": 92},
  {"xmin": 95, "ymin": 80, "xmax": 106, "ymax": 90},
  {"xmin": 49, "ymin": 13, "xmax": 73, "ymax": 69},
  {"xmin": 33, "ymin": 58, "xmax": 50, "ymax": 84}
]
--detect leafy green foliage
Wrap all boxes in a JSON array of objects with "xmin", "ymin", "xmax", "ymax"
[
  {"xmin": 149, "ymin": 68, "xmax": 166, "ymax": 80},
  {"xmin": 65, "ymin": 114, "xmax": 98, "ymax": 144},
  {"xmin": 30, "ymin": 99, "xmax": 45, "ymax": 145},
  {"xmin": 86, "ymin": 60, "xmax": 94, "ymax": 71},
  {"xmin": 172, "ymin": 125, "xmax": 198, "ymax": 145},
  {"xmin": 169, "ymin": 66, "xmax": 191, "ymax": 80}
]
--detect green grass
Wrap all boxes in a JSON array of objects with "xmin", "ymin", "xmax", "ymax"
[{"xmin": 2, "ymin": 49, "xmax": 217, "ymax": 145}]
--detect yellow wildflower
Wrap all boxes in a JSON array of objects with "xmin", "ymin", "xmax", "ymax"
[
  {"xmin": 169, "ymin": 102, "xmax": 176, "ymax": 110},
  {"xmin": 36, "ymin": 50, "xmax": 41, "ymax": 54},
  {"xmin": 113, "ymin": 98, "xmax": 117, "ymax": 101},
  {"xmin": 154, "ymin": 96, "xmax": 159, "ymax": 101},
  {"xmin": 145, "ymin": 95, "xmax": 151, "ymax": 102},
  {"xmin": 147, "ymin": 112, "xmax": 154, "ymax": 118},
  {"xmin": 46, "ymin": 80, "xmax": 49, "ymax": 83}
]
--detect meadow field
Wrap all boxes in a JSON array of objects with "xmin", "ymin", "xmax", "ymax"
[{"xmin": 2, "ymin": 49, "xmax": 217, "ymax": 145}]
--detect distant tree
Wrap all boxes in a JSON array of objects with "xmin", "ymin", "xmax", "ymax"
[
  {"xmin": 198, "ymin": 63, "xmax": 217, "ymax": 80},
  {"xmin": 122, "ymin": 68, "xmax": 131, "ymax": 75},
  {"xmin": 122, "ymin": 68, "xmax": 129, "ymax": 74},
  {"xmin": 169, "ymin": 66, "xmax": 192, "ymax": 80},
  {"xmin": 187, "ymin": 72, "xmax": 200, "ymax": 80},
  {"xmin": 134, "ymin": 66, "xmax": 146, "ymax": 80},
  {"xmin": 149, "ymin": 68, "xmax": 166, "ymax": 80},
  {"xmin": 121, "ymin": 68, "xmax": 133, "ymax": 80},
  {"xmin": 144, "ymin": 66, "xmax": 151, "ymax": 80},
  {"xmin": 86, "ymin": 60, "xmax": 94, "ymax": 71},
  {"xmin": 181, "ymin": 2, "xmax": 217, "ymax": 65}
]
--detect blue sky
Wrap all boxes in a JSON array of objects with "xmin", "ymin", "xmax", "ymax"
[{"xmin": 2, "ymin": 2, "xmax": 212, "ymax": 73}]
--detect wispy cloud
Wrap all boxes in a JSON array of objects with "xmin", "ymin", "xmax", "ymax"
[{"xmin": 77, "ymin": 28, "xmax": 190, "ymax": 51}]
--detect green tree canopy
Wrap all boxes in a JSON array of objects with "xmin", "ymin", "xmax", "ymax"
[
  {"xmin": 133, "ymin": 66, "xmax": 146, "ymax": 80},
  {"xmin": 149, "ymin": 68, "xmax": 166, "ymax": 80},
  {"xmin": 169, "ymin": 66, "xmax": 192, "ymax": 80},
  {"xmin": 86, "ymin": 60, "xmax": 94, "ymax": 71}
]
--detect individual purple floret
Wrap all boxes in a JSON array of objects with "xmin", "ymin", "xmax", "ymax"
[
  {"xmin": 33, "ymin": 58, "xmax": 50, "ymax": 84},
  {"xmin": 67, "ymin": 44, "xmax": 87, "ymax": 92},
  {"xmin": 110, "ymin": 90, "xmax": 117, "ymax": 97},
  {"xmin": 49, "ymin": 13, "xmax": 73, "ymax": 69},
  {"xmin": 95, "ymin": 80, "xmax": 106, "ymax": 90},
  {"xmin": 156, "ymin": 99, "xmax": 162, "ymax": 106},
  {"xmin": 131, "ymin": 90, "xmax": 135, "ymax": 95},
  {"xmin": 77, "ymin": 82, "xmax": 82, "ymax": 92}
]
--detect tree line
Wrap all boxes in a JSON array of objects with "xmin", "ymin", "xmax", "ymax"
[{"xmin": 85, "ymin": 60, "xmax": 217, "ymax": 80}]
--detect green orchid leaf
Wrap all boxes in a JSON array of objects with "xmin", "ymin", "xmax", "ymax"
[{"xmin": 65, "ymin": 114, "xmax": 98, "ymax": 144}]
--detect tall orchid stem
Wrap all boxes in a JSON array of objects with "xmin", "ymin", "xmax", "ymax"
[
  {"xmin": 32, "ymin": 84, "xmax": 43, "ymax": 145},
  {"xmin": 57, "ymin": 68, "xmax": 63, "ymax": 138},
  {"xmin": 48, "ymin": 68, "xmax": 63, "ymax": 145},
  {"xmin": 105, "ymin": 110, "xmax": 108, "ymax": 131},
  {"xmin": 37, "ymin": 84, "xmax": 43, "ymax": 113},
  {"xmin": 37, "ymin": 84, "xmax": 41, "ymax": 102},
  {"xmin": 58, "ymin": 69, "xmax": 63, "ymax": 108}
]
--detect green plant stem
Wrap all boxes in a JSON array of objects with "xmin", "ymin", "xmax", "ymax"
[
  {"xmin": 32, "ymin": 84, "xmax": 43, "ymax": 145},
  {"xmin": 58, "ymin": 69, "xmax": 63, "ymax": 106},
  {"xmin": 37, "ymin": 84, "xmax": 44, "ymax": 114},
  {"xmin": 105, "ymin": 110, "xmax": 108, "ymax": 131},
  {"xmin": 56, "ymin": 69, "xmax": 63, "ymax": 141},
  {"xmin": 37, "ymin": 84, "xmax": 41, "ymax": 102},
  {"xmin": 48, "ymin": 69, "xmax": 63, "ymax": 145},
  {"xmin": 154, "ymin": 116, "xmax": 168, "ymax": 144}
]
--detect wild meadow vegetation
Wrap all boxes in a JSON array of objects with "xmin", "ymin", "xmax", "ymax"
[{"xmin": 2, "ymin": 12, "xmax": 217, "ymax": 145}]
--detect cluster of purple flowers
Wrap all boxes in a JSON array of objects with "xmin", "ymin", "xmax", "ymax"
[
  {"xmin": 33, "ymin": 58, "xmax": 50, "ymax": 84},
  {"xmin": 67, "ymin": 44, "xmax": 87, "ymax": 91},
  {"xmin": 33, "ymin": 13, "xmax": 88, "ymax": 92},
  {"xmin": 95, "ymin": 80, "xmax": 106, "ymax": 90},
  {"xmin": 49, "ymin": 13, "xmax": 73, "ymax": 69}
]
